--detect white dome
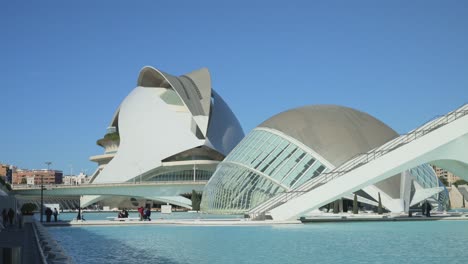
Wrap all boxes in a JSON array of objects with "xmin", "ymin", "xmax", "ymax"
[{"xmin": 259, "ymin": 105, "xmax": 398, "ymax": 166}]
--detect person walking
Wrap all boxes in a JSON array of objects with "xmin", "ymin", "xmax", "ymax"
[
  {"xmin": 7, "ymin": 208, "xmax": 15, "ymax": 226},
  {"xmin": 426, "ymin": 202, "xmax": 432, "ymax": 217},
  {"xmin": 45, "ymin": 207, "xmax": 53, "ymax": 222},
  {"xmin": 145, "ymin": 207, "xmax": 151, "ymax": 221},
  {"xmin": 53, "ymin": 208, "xmax": 59, "ymax": 222},
  {"xmin": 138, "ymin": 206, "xmax": 144, "ymax": 221}
]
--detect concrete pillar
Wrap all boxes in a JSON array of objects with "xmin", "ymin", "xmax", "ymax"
[{"xmin": 1, "ymin": 247, "xmax": 21, "ymax": 264}]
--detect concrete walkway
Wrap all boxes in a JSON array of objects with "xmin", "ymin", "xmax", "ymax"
[
  {"xmin": 42, "ymin": 218, "xmax": 301, "ymax": 227},
  {"xmin": 0, "ymin": 223, "xmax": 42, "ymax": 264},
  {"xmin": 300, "ymin": 214, "xmax": 468, "ymax": 223}
]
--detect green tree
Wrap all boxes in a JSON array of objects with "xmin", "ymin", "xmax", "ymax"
[
  {"xmin": 21, "ymin": 178, "xmax": 27, "ymax": 184},
  {"xmin": 21, "ymin": 203, "xmax": 37, "ymax": 215},
  {"xmin": 439, "ymin": 177, "xmax": 449, "ymax": 187},
  {"xmin": 377, "ymin": 192, "xmax": 383, "ymax": 215},
  {"xmin": 463, "ymin": 195, "xmax": 466, "ymax": 208},
  {"xmin": 353, "ymin": 193, "xmax": 358, "ymax": 214},
  {"xmin": 453, "ymin": 179, "xmax": 468, "ymax": 187}
]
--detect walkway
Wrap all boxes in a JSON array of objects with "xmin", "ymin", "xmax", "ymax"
[{"xmin": 0, "ymin": 223, "xmax": 42, "ymax": 264}]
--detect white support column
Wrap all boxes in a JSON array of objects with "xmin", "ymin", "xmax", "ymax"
[{"xmin": 400, "ymin": 171, "xmax": 412, "ymax": 213}]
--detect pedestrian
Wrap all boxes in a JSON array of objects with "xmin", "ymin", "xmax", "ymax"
[
  {"xmin": 76, "ymin": 207, "xmax": 82, "ymax": 220},
  {"xmin": 426, "ymin": 202, "xmax": 432, "ymax": 217},
  {"xmin": 7, "ymin": 208, "xmax": 14, "ymax": 226},
  {"xmin": 45, "ymin": 207, "xmax": 53, "ymax": 222},
  {"xmin": 53, "ymin": 208, "xmax": 59, "ymax": 222},
  {"xmin": 145, "ymin": 207, "xmax": 151, "ymax": 221},
  {"xmin": 421, "ymin": 201, "xmax": 426, "ymax": 216},
  {"xmin": 138, "ymin": 206, "xmax": 144, "ymax": 221}
]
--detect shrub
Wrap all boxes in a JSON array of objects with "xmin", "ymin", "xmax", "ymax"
[
  {"xmin": 191, "ymin": 190, "xmax": 202, "ymax": 211},
  {"xmin": 96, "ymin": 132, "xmax": 120, "ymax": 146},
  {"xmin": 21, "ymin": 203, "xmax": 37, "ymax": 215}
]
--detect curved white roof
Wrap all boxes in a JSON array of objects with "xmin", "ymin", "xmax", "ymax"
[
  {"xmin": 259, "ymin": 105, "xmax": 398, "ymax": 166},
  {"xmin": 93, "ymin": 66, "xmax": 244, "ymax": 183}
]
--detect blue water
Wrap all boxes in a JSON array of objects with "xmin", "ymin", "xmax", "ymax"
[
  {"xmin": 47, "ymin": 219, "xmax": 468, "ymax": 264},
  {"xmin": 40, "ymin": 211, "xmax": 243, "ymax": 221}
]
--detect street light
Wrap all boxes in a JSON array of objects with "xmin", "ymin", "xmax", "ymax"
[{"xmin": 41, "ymin": 161, "xmax": 52, "ymax": 223}]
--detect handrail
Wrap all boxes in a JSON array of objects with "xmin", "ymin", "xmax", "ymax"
[
  {"xmin": 249, "ymin": 103, "xmax": 468, "ymax": 218},
  {"xmin": 12, "ymin": 180, "xmax": 209, "ymax": 190}
]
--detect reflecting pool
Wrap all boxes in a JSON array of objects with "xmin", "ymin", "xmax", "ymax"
[
  {"xmin": 49, "ymin": 211, "xmax": 242, "ymax": 221},
  {"xmin": 48, "ymin": 220, "xmax": 468, "ymax": 264}
]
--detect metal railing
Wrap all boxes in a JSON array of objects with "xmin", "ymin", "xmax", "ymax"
[
  {"xmin": 12, "ymin": 180, "xmax": 209, "ymax": 190},
  {"xmin": 249, "ymin": 103, "xmax": 468, "ymax": 219}
]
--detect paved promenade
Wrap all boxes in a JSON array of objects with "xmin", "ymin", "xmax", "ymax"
[
  {"xmin": 42, "ymin": 218, "xmax": 301, "ymax": 226},
  {"xmin": 300, "ymin": 214, "xmax": 468, "ymax": 223},
  {"xmin": 0, "ymin": 223, "xmax": 42, "ymax": 264},
  {"xmin": 39, "ymin": 213, "xmax": 468, "ymax": 227}
]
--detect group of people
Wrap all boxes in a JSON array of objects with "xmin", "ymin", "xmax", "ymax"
[
  {"xmin": 118, "ymin": 209, "xmax": 129, "ymax": 218},
  {"xmin": 137, "ymin": 206, "xmax": 151, "ymax": 221},
  {"xmin": 44, "ymin": 207, "xmax": 59, "ymax": 222},
  {"xmin": 1, "ymin": 208, "xmax": 15, "ymax": 226}
]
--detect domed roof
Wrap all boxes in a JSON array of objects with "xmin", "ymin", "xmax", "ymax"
[{"xmin": 259, "ymin": 105, "xmax": 398, "ymax": 167}]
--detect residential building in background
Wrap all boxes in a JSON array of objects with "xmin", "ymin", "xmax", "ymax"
[
  {"xmin": 13, "ymin": 169, "xmax": 63, "ymax": 185},
  {"xmin": 432, "ymin": 166, "xmax": 461, "ymax": 187},
  {"xmin": 0, "ymin": 163, "xmax": 14, "ymax": 183},
  {"xmin": 0, "ymin": 163, "xmax": 8, "ymax": 177},
  {"xmin": 63, "ymin": 172, "xmax": 90, "ymax": 185},
  {"xmin": 448, "ymin": 185, "xmax": 468, "ymax": 208}
]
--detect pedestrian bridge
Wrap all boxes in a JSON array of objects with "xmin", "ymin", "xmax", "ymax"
[
  {"xmin": 250, "ymin": 103, "xmax": 468, "ymax": 221},
  {"xmin": 13, "ymin": 181, "xmax": 207, "ymax": 196},
  {"xmin": 12, "ymin": 181, "xmax": 207, "ymax": 208}
]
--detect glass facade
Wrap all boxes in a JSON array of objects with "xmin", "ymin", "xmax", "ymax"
[
  {"xmin": 160, "ymin": 89, "xmax": 184, "ymax": 106},
  {"xmin": 201, "ymin": 128, "xmax": 328, "ymax": 214},
  {"xmin": 145, "ymin": 169, "xmax": 213, "ymax": 182},
  {"xmin": 410, "ymin": 164, "xmax": 439, "ymax": 189},
  {"xmin": 201, "ymin": 129, "xmax": 450, "ymax": 214},
  {"xmin": 410, "ymin": 164, "xmax": 449, "ymax": 209}
]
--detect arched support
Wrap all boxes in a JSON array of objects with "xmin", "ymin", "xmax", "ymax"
[
  {"xmin": 431, "ymin": 159, "xmax": 468, "ymax": 181},
  {"xmin": 146, "ymin": 196, "xmax": 192, "ymax": 209},
  {"xmin": 270, "ymin": 113, "xmax": 468, "ymax": 220}
]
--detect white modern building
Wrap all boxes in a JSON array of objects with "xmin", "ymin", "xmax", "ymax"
[
  {"xmin": 86, "ymin": 66, "xmax": 244, "ymax": 208},
  {"xmin": 63, "ymin": 173, "xmax": 91, "ymax": 185},
  {"xmin": 201, "ymin": 104, "xmax": 468, "ymax": 219}
]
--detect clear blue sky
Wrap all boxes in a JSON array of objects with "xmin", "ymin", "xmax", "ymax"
[{"xmin": 1, "ymin": 1, "xmax": 467, "ymax": 174}]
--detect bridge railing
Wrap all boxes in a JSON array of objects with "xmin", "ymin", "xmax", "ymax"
[
  {"xmin": 11, "ymin": 180, "xmax": 209, "ymax": 190},
  {"xmin": 248, "ymin": 103, "xmax": 468, "ymax": 219}
]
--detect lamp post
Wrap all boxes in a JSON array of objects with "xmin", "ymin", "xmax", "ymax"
[{"xmin": 41, "ymin": 161, "xmax": 52, "ymax": 223}]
